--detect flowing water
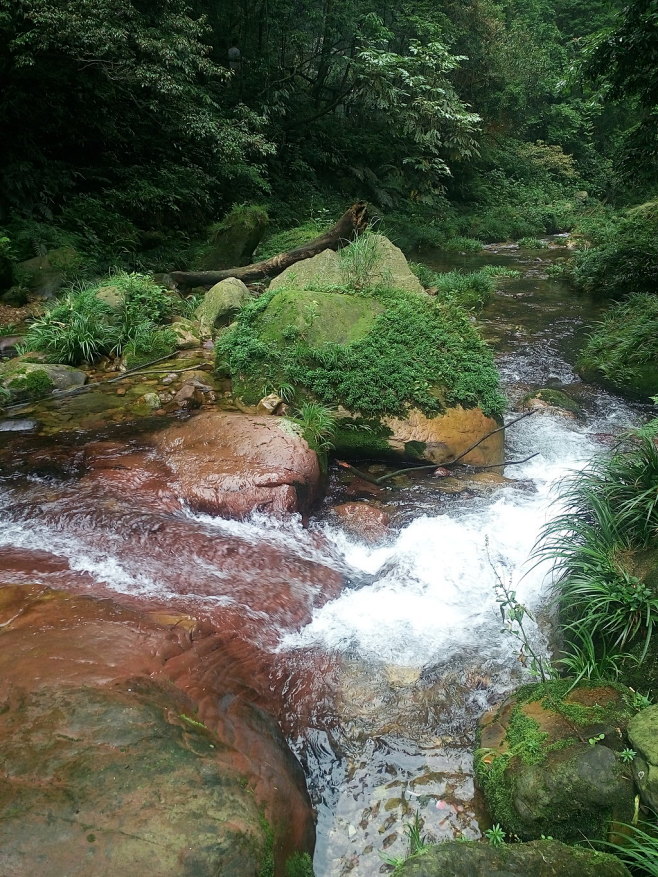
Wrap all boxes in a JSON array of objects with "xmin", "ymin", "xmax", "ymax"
[{"xmin": 0, "ymin": 240, "xmax": 651, "ymax": 875}]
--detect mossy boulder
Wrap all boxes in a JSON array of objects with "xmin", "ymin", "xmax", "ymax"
[
  {"xmin": 17, "ymin": 246, "xmax": 81, "ymax": 298},
  {"xmin": 523, "ymin": 388, "xmax": 581, "ymax": 415},
  {"xmin": 268, "ymin": 234, "xmax": 425, "ymax": 295},
  {"xmin": 0, "ymin": 360, "xmax": 87, "ymax": 402},
  {"xmin": 170, "ymin": 317, "xmax": 201, "ymax": 349},
  {"xmin": 216, "ymin": 283, "xmax": 504, "ymax": 462},
  {"xmin": 194, "ymin": 205, "xmax": 268, "ymax": 270},
  {"xmin": 395, "ymin": 839, "xmax": 630, "ymax": 876},
  {"xmin": 476, "ymin": 681, "xmax": 636, "ymax": 842},
  {"xmin": 195, "ymin": 277, "xmax": 252, "ymax": 335},
  {"xmin": 627, "ymin": 703, "xmax": 658, "ymax": 812}
]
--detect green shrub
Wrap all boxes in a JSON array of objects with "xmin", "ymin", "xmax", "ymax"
[
  {"xmin": 409, "ymin": 264, "xmax": 500, "ymax": 311},
  {"xmin": 517, "ymin": 237, "xmax": 548, "ymax": 249},
  {"xmin": 442, "ymin": 236, "xmax": 483, "ymax": 253},
  {"xmin": 21, "ymin": 272, "xmax": 177, "ymax": 365},
  {"xmin": 216, "ymin": 284, "xmax": 505, "ymax": 419},
  {"xmin": 569, "ymin": 201, "xmax": 658, "ymax": 297},
  {"xmin": 578, "ymin": 294, "xmax": 658, "ymax": 398}
]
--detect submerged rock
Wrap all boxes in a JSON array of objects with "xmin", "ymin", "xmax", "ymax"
[
  {"xmin": 331, "ymin": 501, "xmax": 392, "ymax": 543},
  {"xmin": 395, "ymin": 839, "xmax": 630, "ymax": 876}
]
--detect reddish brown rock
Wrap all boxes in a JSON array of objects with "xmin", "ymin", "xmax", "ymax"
[
  {"xmin": 84, "ymin": 410, "xmax": 322, "ymax": 518},
  {"xmin": 332, "ymin": 501, "xmax": 392, "ymax": 543},
  {"xmin": 0, "ymin": 585, "xmax": 315, "ymax": 876}
]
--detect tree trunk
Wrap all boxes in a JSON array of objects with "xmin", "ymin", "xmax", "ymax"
[{"xmin": 168, "ymin": 201, "xmax": 369, "ymax": 291}]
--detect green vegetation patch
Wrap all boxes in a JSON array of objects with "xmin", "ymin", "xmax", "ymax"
[
  {"xmin": 578, "ymin": 294, "xmax": 658, "ymax": 399},
  {"xmin": 20, "ymin": 272, "xmax": 179, "ymax": 366},
  {"xmin": 216, "ymin": 284, "xmax": 504, "ymax": 418}
]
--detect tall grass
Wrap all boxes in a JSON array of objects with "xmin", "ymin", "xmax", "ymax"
[{"xmin": 536, "ymin": 423, "xmax": 658, "ymax": 674}]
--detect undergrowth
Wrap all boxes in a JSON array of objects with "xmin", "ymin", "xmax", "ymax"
[{"xmin": 20, "ymin": 272, "xmax": 178, "ymax": 365}]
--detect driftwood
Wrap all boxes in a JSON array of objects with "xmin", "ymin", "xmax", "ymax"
[{"xmin": 169, "ymin": 201, "xmax": 369, "ymax": 291}]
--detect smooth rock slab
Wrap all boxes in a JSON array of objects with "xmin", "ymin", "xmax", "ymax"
[
  {"xmin": 0, "ymin": 679, "xmax": 269, "ymax": 877},
  {"xmin": 395, "ymin": 839, "xmax": 630, "ymax": 876}
]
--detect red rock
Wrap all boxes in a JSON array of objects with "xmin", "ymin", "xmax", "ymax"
[
  {"xmin": 85, "ymin": 410, "xmax": 322, "ymax": 518},
  {"xmin": 332, "ymin": 501, "xmax": 392, "ymax": 542}
]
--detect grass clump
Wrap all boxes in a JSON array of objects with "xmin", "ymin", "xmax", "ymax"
[
  {"xmin": 21, "ymin": 272, "xmax": 178, "ymax": 366},
  {"xmin": 216, "ymin": 284, "xmax": 505, "ymax": 420},
  {"xmin": 517, "ymin": 237, "xmax": 548, "ymax": 249},
  {"xmin": 578, "ymin": 294, "xmax": 658, "ymax": 399},
  {"xmin": 536, "ymin": 421, "xmax": 658, "ymax": 683},
  {"xmin": 599, "ymin": 822, "xmax": 658, "ymax": 875}
]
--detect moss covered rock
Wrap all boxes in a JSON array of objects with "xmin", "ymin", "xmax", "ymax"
[
  {"xmin": 194, "ymin": 204, "xmax": 268, "ymax": 270},
  {"xmin": 476, "ymin": 681, "xmax": 636, "ymax": 842},
  {"xmin": 195, "ymin": 277, "xmax": 252, "ymax": 335},
  {"xmin": 216, "ymin": 283, "xmax": 504, "ymax": 462},
  {"xmin": 0, "ymin": 360, "xmax": 87, "ymax": 402},
  {"xmin": 269, "ymin": 234, "xmax": 425, "ymax": 296},
  {"xmin": 627, "ymin": 703, "xmax": 658, "ymax": 812},
  {"xmin": 395, "ymin": 839, "xmax": 630, "ymax": 876},
  {"xmin": 523, "ymin": 388, "xmax": 581, "ymax": 415}
]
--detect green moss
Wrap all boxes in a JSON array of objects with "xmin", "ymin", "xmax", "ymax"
[
  {"xmin": 216, "ymin": 285, "xmax": 504, "ymax": 420},
  {"xmin": 523, "ymin": 389, "xmax": 581, "ymax": 414},
  {"xmin": 5, "ymin": 368, "xmax": 54, "ymax": 400},
  {"xmin": 285, "ymin": 852, "xmax": 314, "ymax": 877}
]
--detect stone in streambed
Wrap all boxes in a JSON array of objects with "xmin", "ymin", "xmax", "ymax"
[
  {"xmin": 195, "ymin": 277, "xmax": 252, "ymax": 334},
  {"xmin": 394, "ymin": 839, "xmax": 630, "ymax": 876},
  {"xmin": 331, "ymin": 501, "xmax": 392, "ymax": 543}
]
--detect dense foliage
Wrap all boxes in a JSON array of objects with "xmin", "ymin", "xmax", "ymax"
[{"xmin": 4, "ymin": 0, "xmax": 656, "ymax": 274}]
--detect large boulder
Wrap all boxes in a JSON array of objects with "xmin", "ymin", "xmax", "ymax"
[
  {"xmin": 0, "ymin": 360, "xmax": 87, "ymax": 401},
  {"xmin": 0, "ymin": 584, "xmax": 315, "ymax": 876},
  {"xmin": 268, "ymin": 234, "xmax": 424, "ymax": 295},
  {"xmin": 195, "ymin": 205, "xmax": 268, "ymax": 270},
  {"xmin": 217, "ymin": 283, "xmax": 504, "ymax": 464},
  {"xmin": 476, "ymin": 681, "xmax": 636, "ymax": 842},
  {"xmin": 627, "ymin": 703, "xmax": 658, "ymax": 811},
  {"xmin": 195, "ymin": 276, "xmax": 252, "ymax": 334},
  {"xmin": 269, "ymin": 248, "xmax": 343, "ymax": 291},
  {"xmin": 384, "ymin": 405, "xmax": 504, "ymax": 466},
  {"xmin": 17, "ymin": 246, "xmax": 81, "ymax": 298},
  {"xmin": 84, "ymin": 409, "xmax": 322, "ymax": 518},
  {"xmin": 395, "ymin": 839, "xmax": 630, "ymax": 877}
]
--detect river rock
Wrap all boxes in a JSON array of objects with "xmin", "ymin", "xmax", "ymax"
[
  {"xmin": 268, "ymin": 234, "xmax": 424, "ymax": 295},
  {"xmin": 0, "ymin": 584, "xmax": 315, "ymax": 876},
  {"xmin": 627, "ymin": 703, "xmax": 658, "ymax": 811},
  {"xmin": 523, "ymin": 388, "xmax": 581, "ymax": 415},
  {"xmin": 170, "ymin": 316, "xmax": 201, "ymax": 349},
  {"xmin": 395, "ymin": 839, "xmax": 630, "ymax": 876},
  {"xmin": 269, "ymin": 248, "xmax": 343, "ymax": 291},
  {"xmin": 195, "ymin": 276, "xmax": 252, "ymax": 334},
  {"xmin": 332, "ymin": 502, "xmax": 392, "ymax": 542},
  {"xmin": 476, "ymin": 681, "xmax": 636, "ymax": 841},
  {"xmin": 384, "ymin": 405, "xmax": 504, "ymax": 466},
  {"xmin": 0, "ymin": 360, "xmax": 87, "ymax": 401},
  {"xmin": 151, "ymin": 411, "xmax": 321, "ymax": 516}
]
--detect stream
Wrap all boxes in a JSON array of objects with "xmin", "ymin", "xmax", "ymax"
[{"xmin": 0, "ymin": 240, "xmax": 650, "ymax": 875}]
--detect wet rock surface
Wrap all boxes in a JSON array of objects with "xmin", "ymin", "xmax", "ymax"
[
  {"xmin": 395, "ymin": 839, "xmax": 631, "ymax": 876},
  {"xmin": 627, "ymin": 703, "xmax": 658, "ymax": 812},
  {"xmin": 0, "ymin": 585, "xmax": 316, "ymax": 875},
  {"xmin": 83, "ymin": 409, "xmax": 322, "ymax": 518}
]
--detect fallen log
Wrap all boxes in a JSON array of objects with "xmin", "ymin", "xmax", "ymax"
[{"xmin": 168, "ymin": 201, "xmax": 369, "ymax": 291}]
